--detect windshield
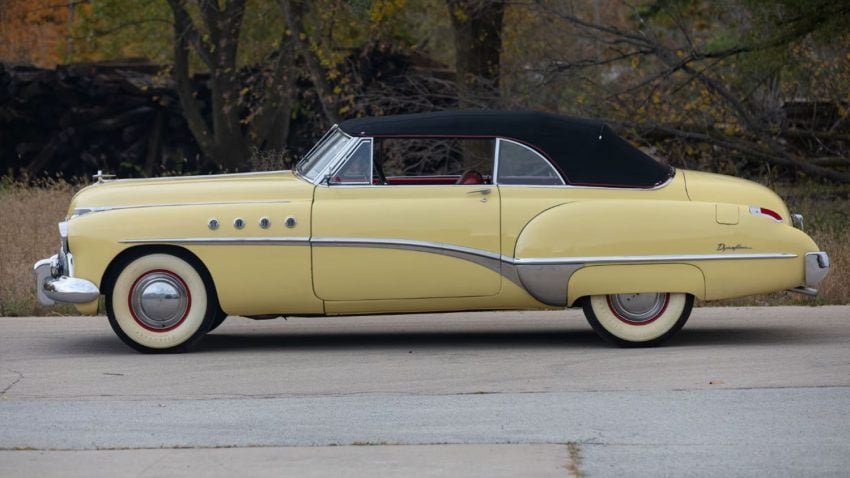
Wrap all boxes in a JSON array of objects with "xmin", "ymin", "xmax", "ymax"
[{"xmin": 296, "ymin": 127, "xmax": 353, "ymax": 183}]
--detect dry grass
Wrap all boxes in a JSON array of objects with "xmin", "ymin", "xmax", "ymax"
[
  {"xmin": 713, "ymin": 190, "xmax": 850, "ymax": 306},
  {"xmin": 0, "ymin": 179, "xmax": 847, "ymax": 316},
  {"xmin": 0, "ymin": 180, "xmax": 79, "ymax": 316},
  {"xmin": 721, "ymin": 227, "xmax": 850, "ymax": 307},
  {"xmin": 807, "ymin": 228, "xmax": 850, "ymax": 303}
]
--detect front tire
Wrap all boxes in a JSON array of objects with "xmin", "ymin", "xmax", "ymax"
[
  {"xmin": 106, "ymin": 253, "xmax": 217, "ymax": 353},
  {"xmin": 582, "ymin": 292, "xmax": 694, "ymax": 347},
  {"xmin": 208, "ymin": 310, "xmax": 228, "ymax": 332}
]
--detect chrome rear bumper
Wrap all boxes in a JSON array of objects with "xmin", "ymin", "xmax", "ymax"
[
  {"xmin": 34, "ymin": 255, "xmax": 99, "ymax": 306},
  {"xmin": 788, "ymin": 251, "xmax": 830, "ymax": 296}
]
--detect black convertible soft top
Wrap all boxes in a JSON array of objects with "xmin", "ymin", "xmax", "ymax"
[{"xmin": 339, "ymin": 110, "xmax": 672, "ymax": 188}]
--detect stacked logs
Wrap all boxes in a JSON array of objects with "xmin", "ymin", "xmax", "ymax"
[
  {"xmin": 0, "ymin": 59, "xmax": 207, "ymax": 179},
  {"xmin": 0, "ymin": 48, "xmax": 456, "ymax": 180}
]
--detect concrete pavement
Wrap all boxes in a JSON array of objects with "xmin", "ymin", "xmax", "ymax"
[{"xmin": 1, "ymin": 306, "xmax": 849, "ymax": 476}]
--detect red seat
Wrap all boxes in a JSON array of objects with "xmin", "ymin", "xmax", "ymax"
[{"xmin": 456, "ymin": 170, "xmax": 484, "ymax": 185}]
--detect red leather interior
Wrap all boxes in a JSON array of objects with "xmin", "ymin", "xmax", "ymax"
[
  {"xmin": 456, "ymin": 171, "xmax": 484, "ymax": 185},
  {"xmin": 371, "ymin": 174, "xmax": 491, "ymax": 185},
  {"xmin": 385, "ymin": 176, "xmax": 459, "ymax": 185}
]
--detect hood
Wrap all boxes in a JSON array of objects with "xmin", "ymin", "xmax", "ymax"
[
  {"xmin": 67, "ymin": 171, "xmax": 314, "ymax": 219},
  {"xmin": 682, "ymin": 170, "xmax": 791, "ymax": 224}
]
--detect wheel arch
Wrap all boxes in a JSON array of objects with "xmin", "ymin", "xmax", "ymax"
[
  {"xmin": 101, "ymin": 245, "xmax": 220, "ymax": 306},
  {"xmin": 566, "ymin": 263, "xmax": 706, "ymax": 306}
]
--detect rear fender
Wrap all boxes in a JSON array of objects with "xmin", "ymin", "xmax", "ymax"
[
  {"xmin": 566, "ymin": 263, "xmax": 705, "ymax": 306},
  {"xmin": 514, "ymin": 199, "xmax": 724, "ymax": 260},
  {"xmin": 512, "ymin": 199, "xmax": 815, "ymax": 305}
]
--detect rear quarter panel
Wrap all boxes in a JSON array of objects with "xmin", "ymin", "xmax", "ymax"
[{"xmin": 513, "ymin": 199, "xmax": 816, "ymax": 305}]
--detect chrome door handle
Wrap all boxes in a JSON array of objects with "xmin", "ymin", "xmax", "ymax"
[{"xmin": 466, "ymin": 188, "xmax": 491, "ymax": 195}]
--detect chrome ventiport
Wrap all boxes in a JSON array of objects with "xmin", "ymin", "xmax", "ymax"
[
  {"xmin": 208, "ymin": 218, "xmax": 220, "ymax": 230},
  {"xmin": 259, "ymin": 217, "xmax": 271, "ymax": 229},
  {"xmin": 234, "ymin": 217, "xmax": 245, "ymax": 229},
  {"xmin": 285, "ymin": 216, "xmax": 297, "ymax": 228},
  {"xmin": 130, "ymin": 271, "xmax": 189, "ymax": 330}
]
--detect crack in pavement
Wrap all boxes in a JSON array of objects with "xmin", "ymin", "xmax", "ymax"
[
  {"xmin": 7, "ymin": 384, "xmax": 850, "ymax": 402},
  {"xmin": 565, "ymin": 442, "xmax": 583, "ymax": 478},
  {"xmin": 1, "ymin": 369, "xmax": 23, "ymax": 397}
]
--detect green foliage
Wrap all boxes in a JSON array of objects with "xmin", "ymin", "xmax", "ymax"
[
  {"xmin": 44, "ymin": 0, "xmax": 850, "ymax": 181},
  {"xmin": 71, "ymin": 0, "xmax": 173, "ymax": 63},
  {"xmin": 72, "ymin": 0, "xmax": 286, "ymax": 68}
]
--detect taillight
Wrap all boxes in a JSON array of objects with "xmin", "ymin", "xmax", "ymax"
[{"xmin": 749, "ymin": 206, "xmax": 782, "ymax": 222}]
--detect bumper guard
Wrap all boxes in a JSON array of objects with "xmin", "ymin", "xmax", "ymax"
[
  {"xmin": 34, "ymin": 254, "xmax": 100, "ymax": 306},
  {"xmin": 788, "ymin": 251, "xmax": 830, "ymax": 297}
]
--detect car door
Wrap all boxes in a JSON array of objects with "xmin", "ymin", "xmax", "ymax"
[{"xmin": 312, "ymin": 136, "xmax": 502, "ymax": 301}]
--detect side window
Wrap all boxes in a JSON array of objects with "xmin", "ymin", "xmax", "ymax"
[
  {"xmin": 374, "ymin": 137, "xmax": 495, "ymax": 185},
  {"xmin": 330, "ymin": 140, "xmax": 373, "ymax": 185},
  {"xmin": 496, "ymin": 139, "xmax": 564, "ymax": 185}
]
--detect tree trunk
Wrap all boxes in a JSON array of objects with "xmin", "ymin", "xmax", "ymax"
[
  {"xmin": 277, "ymin": 0, "xmax": 339, "ymax": 124},
  {"xmin": 446, "ymin": 0, "xmax": 505, "ymax": 107},
  {"xmin": 167, "ymin": 0, "xmax": 250, "ymax": 171}
]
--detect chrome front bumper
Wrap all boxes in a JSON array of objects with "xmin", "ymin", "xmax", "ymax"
[
  {"xmin": 789, "ymin": 251, "xmax": 830, "ymax": 297},
  {"xmin": 33, "ymin": 254, "xmax": 99, "ymax": 306}
]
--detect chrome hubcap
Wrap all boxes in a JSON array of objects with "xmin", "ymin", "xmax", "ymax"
[
  {"xmin": 608, "ymin": 293, "xmax": 668, "ymax": 324},
  {"xmin": 130, "ymin": 271, "xmax": 189, "ymax": 330}
]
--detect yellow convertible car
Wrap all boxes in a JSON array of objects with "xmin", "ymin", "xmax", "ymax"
[{"xmin": 34, "ymin": 110, "xmax": 830, "ymax": 352}]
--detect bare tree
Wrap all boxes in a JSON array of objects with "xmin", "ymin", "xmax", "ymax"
[
  {"xmin": 276, "ymin": 0, "xmax": 339, "ymax": 124},
  {"xmin": 167, "ymin": 0, "xmax": 296, "ymax": 170},
  {"xmin": 530, "ymin": 0, "xmax": 850, "ymax": 183},
  {"xmin": 445, "ymin": 0, "xmax": 505, "ymax": 107}
]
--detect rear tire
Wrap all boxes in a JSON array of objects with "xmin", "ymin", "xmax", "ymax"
[
  {"xmin": 582, "ymin": 292, "xmax": 693, "ymax": 347},
  {"xmin": 106, "ymin": 253, "xmax": 217, "ymax": 353}
]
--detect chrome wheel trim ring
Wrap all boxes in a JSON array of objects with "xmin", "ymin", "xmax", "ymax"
[
  {"xmin": 607, "ymin": 293, "xmax": 669, "ymax": 325},
  {"xmin": 129, "ymin": 270, "xmax": 191, "ymax": 331}
]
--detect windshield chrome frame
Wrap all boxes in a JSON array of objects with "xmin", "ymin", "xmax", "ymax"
[
  {"xmin": 295, "ymin": 126, "xmax": 359, "ymax": 185},
  {"xmin": 327, "ymin": 138, "xmax": 374, "ymax": 186}
]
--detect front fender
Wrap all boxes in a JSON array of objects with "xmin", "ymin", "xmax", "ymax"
[{"xmin": 67, "ymin": 200, "xmax": 322, "ymax": 316}]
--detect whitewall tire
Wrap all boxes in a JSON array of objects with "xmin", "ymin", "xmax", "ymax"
[
  {"xmin": 582, "ymin": 292, "xmax": 694, "ymax": 347},
  {"xmin": 106, "ymin": 252, "xmax": 217, "ymax": 353}
]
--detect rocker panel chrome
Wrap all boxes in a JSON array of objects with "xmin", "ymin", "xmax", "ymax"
[
  {"xmin": 121, "ymin": 236, "xmax": 800, "ymax": 307},
  {"xmin": 513, "ymin": 252, "xmax": 797, "ymax": 266},
  {"xmin": 514, "ymin": 264, "xmax": 583, "ymax": 306}
]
